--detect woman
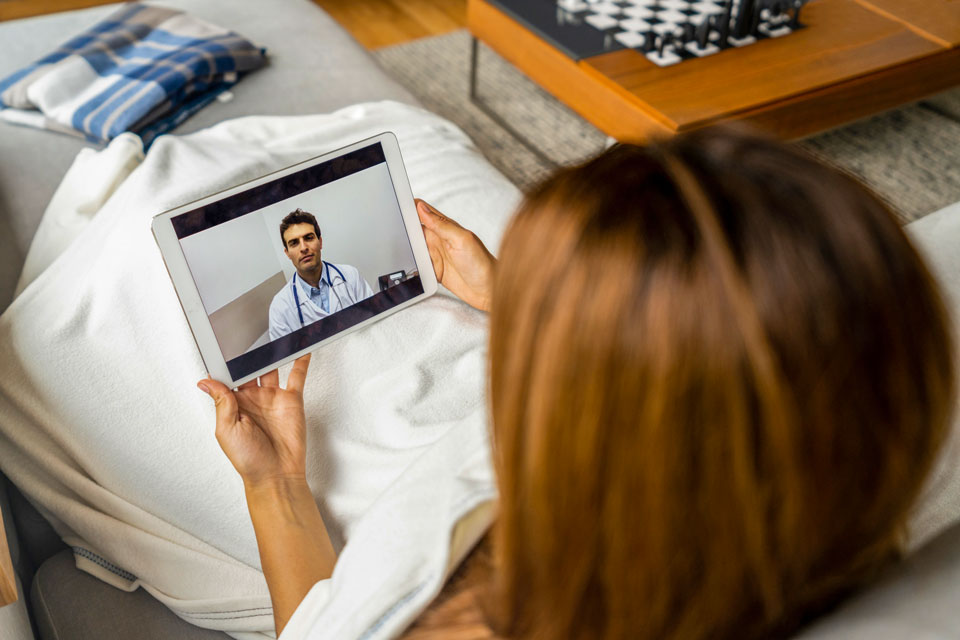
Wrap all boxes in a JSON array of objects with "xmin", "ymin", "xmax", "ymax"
[{"xmin": 199, "ymin": 126, "xmax": 955, "ymax": 639}]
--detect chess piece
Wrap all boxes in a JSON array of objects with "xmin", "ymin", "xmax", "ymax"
[
  {"xmin": 717, "ymin": 0, "xmax": 733, "ymax": 46},
  {"xmin": 766, "ymin": 0, "xmax": 788, "ymax": 21},
  {"xmin": 643, "ymin": 28, "xmax": 657, "ymax": 53},
  {"xmin": 657, "ymin": 33, "xmax": 669, "ymax": 58},
  {"xmin": 790, "ymin": 0, "xmax": 807, "ymax": 27},
  {"xmin": 735, "ymin": 0, "xmax": 761, "ymax": 38},
  {"xmin": 695, "ymin": 15, "xmax": 712, "ymax": 49},
  {"xmin": 733, "ymin": 0, "xmax": 755, "ymax": 39},
  {"xmin": 757, "ymin": 0, "xmax": 793, "ymax": 33}
]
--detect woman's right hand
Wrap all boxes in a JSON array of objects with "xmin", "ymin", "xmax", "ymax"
[{"xmin": 416, "ymin": 199, "xmax": 496, "ymax": 312}]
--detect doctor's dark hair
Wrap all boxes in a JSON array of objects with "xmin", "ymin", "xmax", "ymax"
[
  {"xmin": 475, "ymin": 127, "xmax": 955, "ymax": 640},
  {"xmin": 279, "ymin": 208, "xmax": 321, "ymax": 248}
]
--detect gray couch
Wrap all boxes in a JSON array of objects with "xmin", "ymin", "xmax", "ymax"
[{"xmin": 1, "ymin": 1, "xmax": 959, "ymax": 639}]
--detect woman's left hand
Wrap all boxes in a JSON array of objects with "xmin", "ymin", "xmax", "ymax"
[
  {"xmin": 199, "ymin": 354, "xmax": 336, "ymax": 636},
  {"xmin": 198, "ymin": 354, "xmax": 312, "ymax": 488}
]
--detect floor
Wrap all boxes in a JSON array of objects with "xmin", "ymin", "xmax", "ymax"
[
  {"xmin": 313, "ymin": 0, "xmax": 467, "ymax": 49},
  {"xmin": 0, "ymin": 0, "xmax": 468, "ymax": 48}
]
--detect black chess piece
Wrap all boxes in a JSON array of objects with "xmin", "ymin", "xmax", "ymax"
[
  {"xmin": 657, "ymin": 30, "xmax": 683, "ymax": 59},
  {"xmin": 756, "ymin": 0, "xmax": 790, "ymax": 31},
  {"xmin": 769, "ymin": 0, "xmax": 788, "ymax": 18},
  {"xmin": 732, "ymin": 0, "xmax": 754, "ymax": 39},
  {"xmin": 643, "ymin": 29, "xmax": 657, "ymax": 53},
  {"xmin": 695, "ymin": 16, "xmax": 711, "ymax": 49},
  {"xmin": 790, "ymin": 0, "xmax": 806, "ymax": 27},
  {"xmin": 717, "ymin": 0, "xmax": 733, "ymax": 46},
  {"xmin": 657, "ymin": 33, "xmax": 670, "ymax": 58},
  {"xmin": 734, "ymin": 0, "xmax": 758, "ymax": 38}
]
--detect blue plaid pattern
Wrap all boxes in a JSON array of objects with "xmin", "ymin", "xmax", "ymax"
[{"xmin": 0, "ymin": 4, "xmax": 266, "ymax": 146}]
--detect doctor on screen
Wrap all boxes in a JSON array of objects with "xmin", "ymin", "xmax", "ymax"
[{"xmin": 268, "ymin": 209, "xmax": 375, "ymax": 341}]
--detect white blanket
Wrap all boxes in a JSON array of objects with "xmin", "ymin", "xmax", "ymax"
[{"xmin": 0, "ymin": 101, "xmax": 520, "ymax": 638}]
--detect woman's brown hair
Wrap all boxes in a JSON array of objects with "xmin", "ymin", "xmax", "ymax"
[{"xmin": 483, "ymin": 127, "xmax": 956, "ymax": 640}]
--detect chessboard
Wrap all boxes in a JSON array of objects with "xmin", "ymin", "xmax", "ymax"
[{"xmin": 556, "ymin": 0, "xmax": 807, "ymax": 66}]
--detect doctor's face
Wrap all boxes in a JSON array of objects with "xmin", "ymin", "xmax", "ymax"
[{"xmin": 282, "ymin": 222, "xmax": 323, "ymax": 273}]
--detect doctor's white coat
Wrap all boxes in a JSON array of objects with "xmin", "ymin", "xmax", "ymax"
[{"xmin": 268, "ymin": 262, "xmax": 375, "ymax": 340}]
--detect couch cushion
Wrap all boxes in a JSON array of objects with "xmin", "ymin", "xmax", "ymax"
[
  {"xmin": 796, "ymin": 521, "xmax": 960, "ymax": 639},
  {"xmin": 903, "ymin": 200, "xmax": 960, "ymax": 552},
  {"xmin": 32, "ymin": 550, "xmax": 230, "ymax": 640},
  {"xmin": 6, "ymin": 481, "xmax": 67, "ymax": 576}
]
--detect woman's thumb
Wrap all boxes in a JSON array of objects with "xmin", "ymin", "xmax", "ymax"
[{"xmin": 198, "ymin": 379, "xmax": 236, "ymax": 418}]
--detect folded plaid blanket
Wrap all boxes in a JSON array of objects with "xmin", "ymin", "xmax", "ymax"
[{"xmin": 0, "ymin": 3, "xmax": 266, "ymax": 146}]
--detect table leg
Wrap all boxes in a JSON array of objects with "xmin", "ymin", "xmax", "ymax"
[{"xmin": 468, "ymin": 36, "xmax": 558, "ymax": 169}]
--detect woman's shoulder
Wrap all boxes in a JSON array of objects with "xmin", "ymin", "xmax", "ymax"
[{"xmin": 399, "ymin": 535, "xmax": 503, "ymax": 640}]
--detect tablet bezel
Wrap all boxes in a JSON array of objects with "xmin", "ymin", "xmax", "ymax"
[{"xmin": 151, "ymin": 132, "xmax": 438, "ymax": 388}]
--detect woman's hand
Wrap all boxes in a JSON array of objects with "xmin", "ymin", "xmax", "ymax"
[
  {"xmin": 416, "ymin": 199, "xmax": 496, "ymax": 312},
  {"xmin": 198, "ymin": 354, "xmax": 311, "ymax": 489},
  {"xmin": 199, "ymin": 354, "xmax": 336, "ymax": 636}
]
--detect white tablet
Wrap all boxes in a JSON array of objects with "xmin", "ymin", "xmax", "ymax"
[{"xmin": 152, "ymin": 132, "xmax": 438, "ymax": 387}]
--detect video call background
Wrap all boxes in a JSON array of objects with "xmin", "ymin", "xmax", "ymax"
[{"xmin": 179, "ymin": 163, "xmax": 417, "ymax": 360}]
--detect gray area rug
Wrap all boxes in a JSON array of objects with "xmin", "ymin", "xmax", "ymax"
[{"xmin": 374, "ymin": 29, "xmax": 960, "ymax": 224}]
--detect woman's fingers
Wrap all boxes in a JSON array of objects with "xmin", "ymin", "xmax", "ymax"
[
  {"xmin": 416, "ymin": 200, "xmax": 461, "ymax": 236},
  {"xmin": 260, "ymin": 369, "xmax": 280, "ymax": 388},
  {"xmin": 415, "ymin": 199, "xmax": 437, "ymax": 226},
  {"xmin": 417, "ymin": 200, "xmax": 454, "ymax": 284},
  {"xmin": 422, "ymin": 227, "xmax": 444, "ymax": 282},
  {"xmin": 198, "ymin": 379, "xmax": 240, "ymax": 436},
  {"xmin": 287, "ymin": 354, "xmax": 312, "ymax": 393}
]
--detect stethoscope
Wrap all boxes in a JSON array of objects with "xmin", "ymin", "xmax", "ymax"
[{"xmin": 291, "ymin": 261, "xmax": 348, "ymax": 328}]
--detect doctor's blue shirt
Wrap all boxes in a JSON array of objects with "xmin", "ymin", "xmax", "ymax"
[{"xmin": 304, "ymin": 277, "xmax": 331, "ymax": 314}]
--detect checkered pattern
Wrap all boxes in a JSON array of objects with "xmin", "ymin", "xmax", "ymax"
[{"xmin": 556, "ymin": 0, "xmax": 802, "ymax": 67}]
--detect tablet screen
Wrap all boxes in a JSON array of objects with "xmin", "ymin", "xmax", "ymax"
[{"xmin": 171, "ymin": 142, "xmax": 423, "ymax": 380}]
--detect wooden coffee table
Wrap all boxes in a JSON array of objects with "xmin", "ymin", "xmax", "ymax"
[
  {"xmin": 468, "ymin": 0, "xmax": 960, "ymax": 142},
  {"xmin": 0, "ymin": 505, "xmax": 17, "ymax": 607}
]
